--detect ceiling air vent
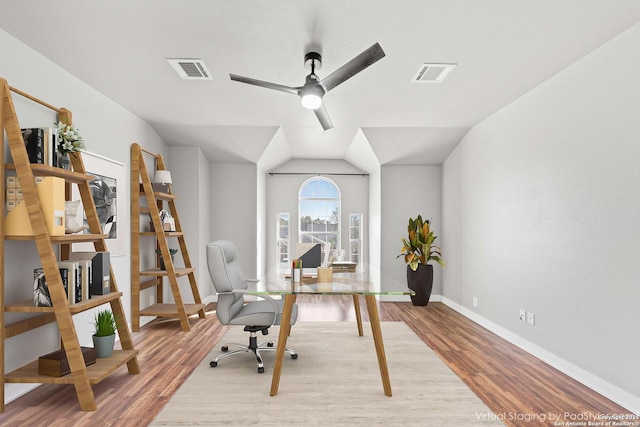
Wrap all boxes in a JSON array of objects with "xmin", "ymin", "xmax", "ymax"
[
  {"xmin": 412, "ymin": 63, "xmax": 456, "ymax": 83},
  {"xmin": 166, "ymin": 58, "xmax": 212, "ymax": 80}
]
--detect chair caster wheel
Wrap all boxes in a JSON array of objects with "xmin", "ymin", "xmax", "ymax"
[
  {"xmin": 267, "ymin": 342, "xmax": 274, "ymax": 347},
  {"xmin": 258, "ymin": 367, "xmax": 264, "ymax": 373},
  {"xmin": 210, "ymin": 361, "xmax": 218, "ymax": 368},
  {"xmin": 221, "ymin": 346, "xmax": 228, "ymax": 352},
  {"xmin": 291, "ymin": 354, "xmax": 298, "ymax": 359}
]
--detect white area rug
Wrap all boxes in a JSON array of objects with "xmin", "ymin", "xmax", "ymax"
[{"xmin": 151, "ymin": 322, "xmax": 503, "ymax": 426}]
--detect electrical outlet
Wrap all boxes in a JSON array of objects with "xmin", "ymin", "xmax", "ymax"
[
  {"xmin": 519, "ymin": 309, "xmax": 526, "ymax": 321},
  {"xmin": 149, "ymin": 295, "xmax": 155, "ymax": 306},
  {"xmin": 472, "ymin": 297, "xmax": 478, "ymax": 308},
  {"xmin": 527, "ymin": 312, "xmax": 535, "ymax": 326}
]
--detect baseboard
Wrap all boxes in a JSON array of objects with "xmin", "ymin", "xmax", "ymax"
[
  {"xmin": 439, "ymin": 296, "xmax": 640, "ymax": 415},
  {"xmin": 5, "ymin": 383, "xmax": 40, "ymax": 406}
]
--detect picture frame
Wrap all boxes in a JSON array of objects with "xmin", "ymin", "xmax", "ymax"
[{"xmin": 71, "ymin": 151, "xmax": 126, "ymax": 257}]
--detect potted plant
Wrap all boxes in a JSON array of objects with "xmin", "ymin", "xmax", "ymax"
[
  {"xmin": 156, "ymin": 248, "xmax": 178, "ymax": 270},
  {"xmin": 92, "ymin": 309, "xmax": 117, "ymax": 358},
  {"xmin": 397, "ymin": 215, "xmax": 445, "ymax": 306},
  {"xmin": 54, "ymin": 121, "xmax": 86, "ymax": 170}
]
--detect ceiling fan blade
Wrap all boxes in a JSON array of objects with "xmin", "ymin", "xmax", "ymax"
[
  {"xmin": 230, "ymin": 74, "xmax": 300, "ymax": 95},
  {"xmin": 319, "ymin": 43, "xmax": 386, "ymax": 93},
  {"xmin": 314, "ymin": 103, "xmax": 334, "ymax": 130}
]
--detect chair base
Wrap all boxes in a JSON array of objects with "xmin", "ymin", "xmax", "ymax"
[{"xmin": 209, "ymin": 330, "xmax": 297, "ymax": 373}]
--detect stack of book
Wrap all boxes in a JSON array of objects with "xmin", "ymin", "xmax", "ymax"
[
  {"xmin": 21, "ymin": 127, "xmax": 57, "ymax": 166},
  {"xmin": 330, "ymin": 261, "xmax": 358, "ymax": 273},
  {"xmin": 32, "ymin": 252, "xmax": 111, "ymax": 307}
]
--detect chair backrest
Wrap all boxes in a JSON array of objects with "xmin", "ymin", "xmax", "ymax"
[{"xmin": 207, "ymin": 240, "xmax": 248, "ymax": 325}]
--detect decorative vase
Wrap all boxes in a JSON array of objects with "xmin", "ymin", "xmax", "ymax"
[
  {"xmin": 406, "ymin": 264, "xmax": 434, "ymax": 306},
  {"xmin": 159, "ymin": 255, "xmax": 175, "ymax": 270},
  {"xmin": 57, "ymin": 152, "xmax": 71, "ymax": 170},
  {"xmin": 92, "ymin": 334, "xmax": 116, "ymax": 358}
]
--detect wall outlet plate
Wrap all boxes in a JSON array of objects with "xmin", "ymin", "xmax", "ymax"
[
  {"xmin": 473, "ymin": 297, "xmax": 478, "ymax": 308},
  {"xmin": 519, "ymin": 309, "xmax": 526, "ymax": 321},
  {"xmin": 527, "ymin": 312, "xmax": 535, "ymax": 325}
]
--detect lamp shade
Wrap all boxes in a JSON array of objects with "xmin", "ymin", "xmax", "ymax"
[{"xmin": 153, "ymin": 170, "xmax": 173, "ymax": 184}]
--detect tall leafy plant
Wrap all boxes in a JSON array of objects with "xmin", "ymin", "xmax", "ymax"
[{"xmin": 398, "ymin": 215, "xmax": 445, "ymax": 271}]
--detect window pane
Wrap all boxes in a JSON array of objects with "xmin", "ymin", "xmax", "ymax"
[{"xmin": 298, "ymin": 177, "xmax": 340, "ymax": 259}]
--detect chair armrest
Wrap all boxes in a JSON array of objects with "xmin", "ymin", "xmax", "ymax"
[{"xmin": 228, "ymin": 289, "xmax": 280, "ymax": 324}]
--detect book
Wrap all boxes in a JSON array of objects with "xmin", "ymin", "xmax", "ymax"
[
  {"xmin": 33, "ymin": 267, "xmax": 73, "ymax": 307},
  {"xmin": 58, "ymin": 261, "xmax": 79, "ymax": 304},
  {"xmin": 41, "ymin": 127, "xmax": 55, "ymax": 166},
  {"xmin": 76, "ymin": 260, "xmax": 92, "ymax": 300},
  {"xmin": 59, "ymin": 267, "xmax": 69, "ymax": 299},
  {"xmin": 68, "ymin": 252, "xmax": 110, "ymax": 295},
  {"xmin": 33, "ymin": 268, "xmax": 52, "ymax": 307},
  {"xmin": 21, "ymin": 128, "xmax": 45, "ymax": 164}
]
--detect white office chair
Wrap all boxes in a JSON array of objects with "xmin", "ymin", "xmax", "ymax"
[{"xmin": 206, "ymin": 240, "xmax": 298, "ymax": 373}]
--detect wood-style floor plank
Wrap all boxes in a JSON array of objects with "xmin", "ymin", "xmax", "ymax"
[{"xmin": 0, "ymin": 299, "xmax": 633, "ymax": 426}]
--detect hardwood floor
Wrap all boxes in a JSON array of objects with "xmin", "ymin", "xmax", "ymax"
[{"xmin": 0, "ymin": 297, "xmax": 633, "ymax": 426}]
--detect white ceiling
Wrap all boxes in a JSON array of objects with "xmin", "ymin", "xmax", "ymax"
[{"xmin": 2, "ymin": 1, "xmax": 640, "ymax": 172}]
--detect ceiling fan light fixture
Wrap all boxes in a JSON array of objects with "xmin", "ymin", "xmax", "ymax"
[
  {"xmin": 300, "ymin": 84, "xmax": 324, "ymax": 109},
  {"xmin": 301, "ymin": 93, "xmax": 322, "ymax": 109}
]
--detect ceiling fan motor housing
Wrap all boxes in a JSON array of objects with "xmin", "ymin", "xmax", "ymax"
[{"xmin": 304, "ymin": 52, "xmax": 322, "ymax": 70}]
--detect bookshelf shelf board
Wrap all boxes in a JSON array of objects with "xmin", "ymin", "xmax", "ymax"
[
  {"xmin": 139, "ymin": 267, "xmax": 195, "ymax": 277},
  {"xmin": 4, "ymin": 349, "xmax": 139, "ymax": 385},
  {"xmin": 140, "ymin": 303, "xmax": 205, "ymax": 318},
  {"xmin": 6, "ymin": 233, "xmax": 108, "ymax": 242},
  {"xmin": 5, "ymin": 292, "xmax": 124, "ymax": 313},
  {"xmin": 139, "ymin": 231, "xmax": 184, "ymax": 237},
  {"xmin": 5, "ymin": 163, "xmax": 93, "ymax": 184},
  {"xmin": 153, "ymin": 192, "xmax": 176, "ymax": 201}
]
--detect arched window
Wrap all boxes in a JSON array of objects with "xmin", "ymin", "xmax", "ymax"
[{"xmin": 298, "ymin": 177, "xmax": 340, "ymax": 257}]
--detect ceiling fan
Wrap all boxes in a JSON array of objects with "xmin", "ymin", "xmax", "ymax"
[{"xmin": 230, "ymin": 43, "xmax": 386, "ymax": 130}]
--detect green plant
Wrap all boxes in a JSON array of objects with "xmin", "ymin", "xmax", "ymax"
[
  {"xmin": 54, "ymin": 121, "xmax": 86, "ymax": 154},
  {"xmin": 156, "ymin": 248, "xmax": 178, "ymax": 256},
  {"xmin": 93, "ymin": 309, "xmax": 117, "ymax": 337},
  {"xmin": 397, "ymin": 215, "xmax": 445, "ymax": 271}
]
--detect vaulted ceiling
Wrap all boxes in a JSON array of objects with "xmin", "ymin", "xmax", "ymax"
[{"xmin": 2, "ymin": 1, "xmax": 639, "ymax": 172}]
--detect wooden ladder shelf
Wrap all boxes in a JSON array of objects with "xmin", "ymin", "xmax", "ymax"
[
  {"xmin": 130, "ymin": 143, "xmax": 206, "ymax": 332},
  {"xmin": 0, "ymin": 78, "xmax": 140, "ymax": 412}
]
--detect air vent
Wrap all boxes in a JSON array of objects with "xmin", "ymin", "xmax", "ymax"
[
  {"xmin": 166, "ymin": 58, "xmax": 212, "ymax": 80},
  {"xmin": 412, "ymin": 63, "xmax": 456, "ymax": 83}
]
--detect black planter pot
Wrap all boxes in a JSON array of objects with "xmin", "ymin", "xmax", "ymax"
[{"xmin": 406, "ymin": 264, "xmax": 434, "ymax": 306}]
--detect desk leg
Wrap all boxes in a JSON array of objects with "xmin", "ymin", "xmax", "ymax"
[
  {"xmin": 365, "ymin": 294, "xmax": 392, "ymax": 396},
  {"xmin": 352, "ymin": 294, "xmax": 363, "ymax": 336},
  {"xmin": 270, "ymin": 294, "xmax": 296, "ymax": 396}
]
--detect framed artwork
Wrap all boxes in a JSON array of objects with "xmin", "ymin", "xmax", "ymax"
[{"xmin": 71, "ymin": 151, "xmax": 126, "ymax": 257}]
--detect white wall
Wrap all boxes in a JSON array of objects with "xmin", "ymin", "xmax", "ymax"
[
  {"xmin": 1, "ymin": 28, "xmax": 166, "ymax": 403},
  {"xmin": 441, "ymin": 146, "xmax": 462, "ymax": 303},
  {"xmin": 442, "ymin": 22, "xmax": 640, "ymax": 412},
  {"xmin": 256, "ymin": 167, "xmax": 267, "ymax": 282},
  {"xmin": 209, "ymin": 163, "xmax": 258, "ymax": 279},
  {"xmin": 168, "ymin": 146, "xmax": 211, "ymax": 302},
  {"xmin": 380, "ymin": 165, "xmax": 443, "ymax": 298},
  {"xmin": 368, "ymin": 167, "xmax": 382, "ymax": 293}
]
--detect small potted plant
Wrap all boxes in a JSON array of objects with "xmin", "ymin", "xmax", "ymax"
[
  {"xmin": 156, "ymin": 248, "xmax": 178, "ymax": 270},
  {"xmin": 397, "ymin": 215, "xmax": 445, "ymax": 306},
  {"xmin": 92, "ymin": 309, "xmax": 117, "ymax": 358},
  {"xmin": 54, "ymin": 121, "xmax": 86, "ymax": 170}
]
